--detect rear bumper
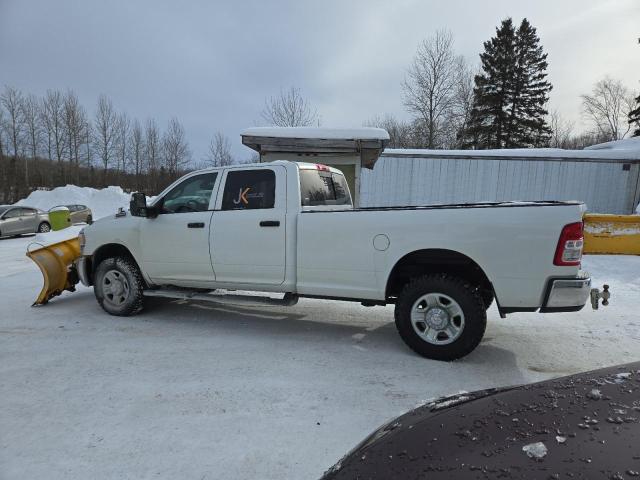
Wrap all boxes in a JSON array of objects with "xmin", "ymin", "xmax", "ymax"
[{"xmin": 539, "ymin": 274, "xmax": 591, "ymax": 313}]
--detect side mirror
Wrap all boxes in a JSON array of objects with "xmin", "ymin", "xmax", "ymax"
[{"xmin": 129, "ymin": 192, "xmax": 148, "ymax": 217}]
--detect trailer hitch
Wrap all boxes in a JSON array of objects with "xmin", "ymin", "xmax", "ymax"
[{"xmin": 590, "ymin": 284, "xmax": 610, "ymax": 310}]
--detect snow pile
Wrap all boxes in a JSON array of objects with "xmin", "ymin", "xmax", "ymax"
[{"xmin": 15, "ymin": 185, "xmax": 133, "ymax": 220}]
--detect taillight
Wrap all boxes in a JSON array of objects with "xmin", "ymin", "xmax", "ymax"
[
  {"xmin": 316, "ymin": 164, "xmax": 330, "ymax": 171},
  {"xmin": 554, "ymin": 222, "xmax": 583, "ymax": 266}
]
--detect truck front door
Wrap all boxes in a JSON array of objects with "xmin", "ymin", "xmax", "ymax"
[
  {"xmin": 139, "ymin": 172, "xmax": 220, "ymax": 285},
  {"xmin": 210, "ymin": 166, "xmax": 286, "ymax": 286}
]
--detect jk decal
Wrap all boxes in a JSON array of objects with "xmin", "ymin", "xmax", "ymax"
[{"xmin": 233, "ymin": 187, "xmax": 251, "ymax": 205}]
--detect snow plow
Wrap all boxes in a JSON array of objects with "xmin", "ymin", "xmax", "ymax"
[
  {"xmin": 27, "ymin": 237, "xmax": 81, "ymax": 306},
  {"xmin": 583, "ymin": 213, "xmax": 640, "ymax": 255}
]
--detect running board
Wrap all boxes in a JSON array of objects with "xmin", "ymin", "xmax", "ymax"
[{"xmin": 143, "ymin": 289, "xmax": 299, "ymax": 307}]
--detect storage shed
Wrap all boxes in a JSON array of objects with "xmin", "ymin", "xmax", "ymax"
[
  {"xmin": 360, "ymin": 139, "xmax": 640, "ymax": 214},
  {"xmin": 241, "ymin": 127, "xmax": 389, "ymax": 207}
]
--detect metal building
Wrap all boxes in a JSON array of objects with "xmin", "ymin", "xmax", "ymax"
[{"xmin": 360, "ymin": 141, "xmax": 640, "ymax": 214}]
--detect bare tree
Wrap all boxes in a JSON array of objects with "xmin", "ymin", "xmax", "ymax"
[
  {"xmin": 447, "ymin": 58, "xmax": 476, "ymax": 148},
  {"xmin": 144, "ymin": 118, "xmax": 161, "ymax": 191},
  {"xmin": 1, "ymin": 86, "xmax": 25, "ymax": 183},
  {"xmin": 64, "ymin": 90, "xmax": 87, "ymax": 183},
  {"xmin": 548, "ymin": 110, "xmax": 575, "ymax": 148},
  {"xmin": 162, "ymin": 117, "xmax": 190, "ymax": 177},
  {"xmin": 403, "ymin": 30, "xmax": 462, "ymax": 148},
  {"xmin": 115, "ymin": 112, "xmax": 130, "ymax": 178},
  {"xmin": 129, "ymin": 118, "xmax": 144, "ymax": 189},
  {"xmin": 21, "ymin": 94, "xmax": 42, "ymax": 163},
  {"xmin": 0, "ymin": 107, "xmax": 5, "ymax": 158},
  {"xmin": 41, "ymin": 90, "xmax": 66, "ymax": 165},
  {"xmin": 83, "ymin": 119, "xmax": 93, "ymax": 170},
  {"xmin": 93, "ymin": 94, "xmax": 118, "ymax": 184},
  {"xmin": 581, "ymin": 78, "xmax": 636, "ymax": 141},
  {"xmin": 261, "ymin": 87, "xmax": 318, "ymax": 127},
  {"xmin": 365, "ymin": 114, "xmax": 416, "ymax": 148},
  {"xmin": 206, "ymin": 131, "xmax": 234, "ymax": 167}
]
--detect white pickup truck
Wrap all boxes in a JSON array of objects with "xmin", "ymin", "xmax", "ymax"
[{"xmin": 76, "ymin": 160, "xmax": 594, "ymax": 360}]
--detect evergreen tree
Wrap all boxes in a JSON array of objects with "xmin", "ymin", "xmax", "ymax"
[
  {"xmin": 630, "ymin": 94, "xmax": 640, "ymax": 137},
  {"xmin": 464, "ymin": 18, "xmax": 552, "ymax": 148},
  {"xmin": 464, "ymin": 18, "xmax": 516, "ymax": 148}
]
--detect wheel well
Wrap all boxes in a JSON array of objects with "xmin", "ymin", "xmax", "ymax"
[
  {"xmin": 90, "ymin": 243, "xmax": 141, "ymax": 284},
  {"xmin": 385, "ymin": 249, "xmax": 492, "ymax": 300}
]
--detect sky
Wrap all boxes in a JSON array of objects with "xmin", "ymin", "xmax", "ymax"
[{"xmin": 1, "ymin": 0, "xmax": 638, "ymax": 161}]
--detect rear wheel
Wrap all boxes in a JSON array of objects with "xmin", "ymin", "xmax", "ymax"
[
  {"xmin": 394, "ymin": 274, "xmax": 487, "ymax": 361},
  {"xmin": 37, "ymin": 222, "xmax": 51, "ymax": 233},
  {"xmin": 94, "ymin": 256, "xmax": 145, "ymax": 316}
]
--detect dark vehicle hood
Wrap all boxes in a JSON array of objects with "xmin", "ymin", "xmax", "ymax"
[{"xmin": 322, "ymin": 362, "xmax": 640, "ymax": 479}]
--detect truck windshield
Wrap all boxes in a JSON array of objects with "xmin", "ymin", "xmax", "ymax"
[{"xmin": 300, "ymin": 169, "xmax": 352, "ymax": 207}]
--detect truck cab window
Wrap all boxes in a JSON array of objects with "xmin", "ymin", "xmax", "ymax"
[
  {"xmin": 300, "ymin": 169, "xmax": 352, "ymax": 206},
  {"xmin": 161, "ymin": 173, "xmax": 218, "ymax": 214},
  {"xmin": 221, "ymin": 169, "xmax": 276, "ymax": 210}
]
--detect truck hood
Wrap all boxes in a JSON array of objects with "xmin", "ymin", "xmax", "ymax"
[{"xmin": 322, "ymin": 362, "xmax": 640, "ymax": 479}]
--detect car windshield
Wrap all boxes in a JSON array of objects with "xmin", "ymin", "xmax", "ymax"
[{"xmin": 0, "ymin": 206, "xmax": 9, "ymax": 215}]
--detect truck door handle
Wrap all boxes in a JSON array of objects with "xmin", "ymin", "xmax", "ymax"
[
  {"xmin": 187, "ymin": 222, "xmax": 205, "ymax": 228},
  {"xmin": 259, "ymin": 220, "xmax": 280, "ymax": 227}
]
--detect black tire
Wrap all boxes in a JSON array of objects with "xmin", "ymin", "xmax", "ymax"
[
  {"xmin": 37, "ymin": 222, "xmax": 51, "ymax": 233},
  {"xmin": 94, "ymin": 256, "xmax": 145, "ymax": 316},
  {"xmin": 394, "ymin": 274, "xmax": 487, "ymax": 361}
]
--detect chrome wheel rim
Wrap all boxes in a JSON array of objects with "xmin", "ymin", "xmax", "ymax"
[
  {"xmin": 39, "ymin": 223, "xmax": 50, "ymax": 233},
  {"xmin": 410, "ymin": 293, "xmax": 465, "ymax": 345},
  {"xmin": 101, "ymin": 269, "xmax": 130, "ymax": 307}
]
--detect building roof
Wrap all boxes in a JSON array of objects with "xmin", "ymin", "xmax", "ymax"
[
  {"xmin": 382, "ymin": 145, "xmax": 640, "ymax": 162},
  {"xmin": 241, "ymin": 127, "xmax": 389, "ymax": 141},
  {"xmin": 241, "ymin": 127, "xmax": 389, "ymax": 169}
]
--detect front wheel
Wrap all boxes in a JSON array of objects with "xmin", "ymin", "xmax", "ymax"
[
  {"xmin": 37, "ymin": 222, "xmax": 51, "ymax": 233},
  {"xmin": 394, "ymin": 274, "xmax": 487, "ymax": 361},
  {"xmin": 94, "ymin": 256, "xmax": 145, "ymax": 316}
]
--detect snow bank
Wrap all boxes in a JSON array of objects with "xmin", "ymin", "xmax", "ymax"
[{"xmin": 15, "ymin": 185, "xmax": 133, "ymax": 220}]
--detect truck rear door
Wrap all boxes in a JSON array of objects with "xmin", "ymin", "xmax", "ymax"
[{"xmin": 210, "ymin": 166, "xmax": 286, "ymax": 285}]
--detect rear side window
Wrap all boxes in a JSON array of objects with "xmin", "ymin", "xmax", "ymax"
[
  {"xmin": 222, "ymin": 169, "xmax": 276, "ymax": 210},
  {"xmin": 300, "ymin": 169, "xmax": 352, "ymax": 206}
]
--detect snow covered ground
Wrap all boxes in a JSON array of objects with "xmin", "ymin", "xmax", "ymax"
[{"xmin": 1, "ymin": 234, "xmax": 639, "ymax": 480}]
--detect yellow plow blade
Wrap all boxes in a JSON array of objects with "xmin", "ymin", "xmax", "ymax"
[
  {"xmin": 583, "ymin": 214, "xmax": 640, "ymax": 255},
  {"xmin": 26, "ymin": 237, "xmax": 82, "ymax": 306}
]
